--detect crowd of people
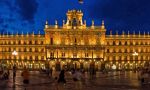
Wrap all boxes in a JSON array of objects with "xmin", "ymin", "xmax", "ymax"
[
  {"xmin": 0, "ymin": 66, "xmax": 9, "ymax": 80},
  {"xmin": 1, "ymin": 64, "xmax": 150, "ymax": 89}
]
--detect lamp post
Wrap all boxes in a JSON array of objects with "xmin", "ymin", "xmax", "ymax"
[
  {"xmin": 12, "ymin": 50, "xmax": 18, "ymax": 63},
  {"xmin": 132, "ymin": 52, "xmax": 138, "ymax": 70},
  {"xmin": 12, "ymin": 50, "xmax": 18, "ymax": 84}
]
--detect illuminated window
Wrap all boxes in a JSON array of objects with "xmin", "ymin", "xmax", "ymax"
[
  {"xmin": 41, "ymin": 41, "xmax": 43, "ymax": 44},
  {"xmin": 50, "ymin": 38, "xmax": 53, "ymax": 45},
  {"xmin": 85, "ymin": 53, "xmax": 88, "ymax": 58},
  {"xmin": 30, "ymin": 56, "xmax": 32, "ymax": 60},
  {"xmin": 41, "ymin": 48, "xmax": 44, "ymax": 52},
  {"xmin": 18, "ymin": 41, "xmax": 21, "ymax": 44},
  {"xmin": 24, "ymin": 56, "xmax": 27, "ymax": 60},
  {"xmin": 119, "ymin": 41, "xmax": 121, "ymax": 45},
  {"xmin": 19, "ymin": 48, "xmax": 21, "ymax": 52},
  {"xmin": 35, "ymin": 56, "xmax": 38, "ymax": 60},
  {"xmin": 35, "ymin": 40, "xmax": 38, "ymax": 45},
  {"xmin": 29, "ymin": 48, "xmax": 32, "ymax": 52},
  {"xmin": 73, "ymin": 53, "xmax": 77, "ymax": 58},
  {"xmin": 125, "ymin": 41, "xmax": 127, "ymax": 45},
  {"xmin": 35, "ymin": 48, "xmax": 38, "ymax": 52},
  {"xmin": 62, "ymin": 52, "xmax": 65, "ymax": 57},
  {"xmin": 24, "ymin": 41, "xmax": 26, "ymax": 45},
  {"xmin": 50, "ymin": 52, "xmax": 54, "ymax": 58},
  {"xmin": 107, "ymin": 49, "xmax": 109, "ymax": 53},
  {"xmin": 113, "ymin": 41, "xmax": 115, "ymax": 45},
  {"xmin": 75, "ymin": 38, "xmax": 77, "ymax": 45},
  {"xmin": 41, "ymin": 56, "xmax": 44, "ymax": 60},
  {"xmin": 24, "ymin": 48, "xmax": 27, "ymax": 52},
  {"xmin": 29, "ymin": 41, "xmax": 32, "ymax": 45}
]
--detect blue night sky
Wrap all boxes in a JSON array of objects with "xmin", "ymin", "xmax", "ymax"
[{"xmin": 0, "ymin": 0, "xmax": 150, "ymax": 34}]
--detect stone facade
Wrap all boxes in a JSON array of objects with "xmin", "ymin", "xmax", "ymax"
[{"xmin": 0, "ymin": 10, "xmax": 149, "ymax": 70}]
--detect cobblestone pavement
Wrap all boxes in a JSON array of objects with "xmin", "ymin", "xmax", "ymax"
[{"xmin": 0, "ymin": 70, "xmax": 150, "ymax": 90}]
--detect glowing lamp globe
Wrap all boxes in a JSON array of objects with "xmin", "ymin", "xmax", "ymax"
[{"xmin": 112, "ymin": 64, "xmax": 116, "ymax": 70}]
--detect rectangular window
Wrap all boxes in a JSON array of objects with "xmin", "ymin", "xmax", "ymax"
[{"xmin": 50, "ymin": 38, "xmax": 53, "ymax": 45}]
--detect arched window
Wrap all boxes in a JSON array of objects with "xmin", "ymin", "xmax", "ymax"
[
  {"xmin": 113, "ymin": 41, "xmax": 115, "ymax": 45},
  {"xmin": 50, "ymin": 52, "xmax": 54, "ymax": 58},
  {"xmin": 24, "ymin": 48, "xmax": 26, "ymax": 52},
  {"xmin": 125, "ymin": 41, "xmax": 127, "ymax": 45},
  {"xmin": 29, "ymin": 41, "xmax": 32, "ymax": 45},
  {"xmin": 29, "ymin": 48, "xmax": 32, "ymax": 52},
  {"xmin": 30, "ymin": 56, "xmax": 32, "ymax": 60},
  {"xmin": 18, "ymin": 41, "xmax": 21, "ymax": 44},
  {"xmin": 35, "ymin": 40, "xmax": 38, "ymax": 45},
  {"xmin": 35, "ymin": 56, "xmax": 38, "ymax": 60},
  {"xmin": 119, "ymin": 41, "xmax": 122, "ymax": 45},
  {"xmin": 35, "ymin": 48, "xmax": 38, "ymax": 52}
]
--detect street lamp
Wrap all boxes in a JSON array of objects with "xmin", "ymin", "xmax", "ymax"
[
  {"xmin": 132, "ymin": 52, "xmax": 138, "ymax": 70},
  {"xmin": 12, "ymin": 50, "xmax": 18, "ymax": 87},
  {"xmin": 12, "ymin": 50, "xmax": 18, "ymax": 59},
  {"xmin": 132, "ymin": 52, "xmax": 138, "ymax": 56},
  {"xmin": 12, "ymin": 50, "xmax": 18, "ymax": 65}
]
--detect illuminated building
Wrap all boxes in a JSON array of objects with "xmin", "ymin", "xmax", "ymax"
[{"xmin": 0, "ymin": 10, "xmax": 148, "ymax": 70}]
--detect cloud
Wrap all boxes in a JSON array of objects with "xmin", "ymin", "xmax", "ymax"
[{"xmin": 15, "ymin": 0, "xmax": 38, "ymax": 23}]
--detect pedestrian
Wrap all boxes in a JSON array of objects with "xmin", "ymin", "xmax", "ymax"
[
  {"xmin": 57, "ymin": 70, "xmax": 66, "ymax": 84},
  {"xmin": 13, "ymin": 65, "xmax": 17, "ymax": 82},
  {"xmin": 72, "ymin": 69, "xmax": 84, "ymax": 90},
  {"xmin": 21, "ymin": 67, "xmax": 30, "ymax": 84},
  {"xmin": 3, "ymin": 68, "xmax": 9, "ymax": 80},
  {"xmin": 57, "ymin": 70, "xmax": 66, "ymax": 90},
  {"xmin": 21, "ymin": 67, "xmax": 30, "ymax": 90}
]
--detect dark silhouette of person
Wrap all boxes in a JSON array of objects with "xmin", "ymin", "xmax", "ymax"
[{"xmin": 57, "ymin": 70, "xmax": 66, "ymax": 84}]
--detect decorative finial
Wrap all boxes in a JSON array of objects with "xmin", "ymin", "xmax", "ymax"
[
  {"xmin": 16, "ymin": 31, "xmax": 18, "ymax": 36},
  {"xmin": 84, "ymin": 20, "xmax": 86, "ymax": 25},
  {"xmin": 46, "ymin": 20, "xmax": 48, "ymax": 25},
  {"xmin": 7, "ymin": 31, "xmax": 8, "ymax": 36},
  {"xmin": 11, "ymin": 31, "xmax": 13, "ymax": 36},
  {"xmin": 91, "ymin": 20, "xmax": 95, "ymax": 29},
  {"xmin": 45, "ymin": 20, "xmax": 49, "ymax": 28},
  {"xmin": 101, "ymin": 20, "xmax": 105, "ymax": 29},
  {"xmin": 26, "ymin": 32, "xmax": 29, "ymax": 37},
  {"xmin": 122, "ymin": 30, "xmax": 125, "ymax": 36},
  {"xmin": 38, "ymin": 30, "xmax": 40, "ymax": 35},
  {"xmin": 139, "ymin": 31, "xmax": 141, "ymax": 37},
  {"xmin": 63, "ymin": 20, "xmax": 65, "ymax": 25},
  {"xmin": 55, "ymin": 20, "xmax": 58, "ymax": 25},
  {"xmin": 32, "ymin": 31, "xmax": 34, "ymax": 35},
  {"xmin": 21, "ymin": 31, "xmax": 23, "ymax": 37},
  {"xmin": 116, "ymin": 30, "xmax": 118, "ymax": 35},
  {"xmin": 55, "ymin": 20, "xmax": 58, "ymax": 28},
  {"xmin": 110, "ymin": 30, "xmax": 112, "ymax": 37}
]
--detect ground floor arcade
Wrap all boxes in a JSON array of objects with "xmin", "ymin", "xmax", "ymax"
[{"xmin": 0, "ymin": 59, "xmax": 149, "ymax": 71}]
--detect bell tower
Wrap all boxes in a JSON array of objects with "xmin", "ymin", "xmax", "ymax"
[{"xmin": 63, "ymin": 10, "xmax": 86, "ymax": 29}]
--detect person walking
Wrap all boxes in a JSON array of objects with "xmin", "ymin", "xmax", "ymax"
[
  {"xmin": 72, "ymin": 69, "xmax": 84, "ymax": 90},
  {"xmin": 57, "ymin": 70, "xmax": 66, "ymax": 90},
  {"xmin": 13, "ymin": 65, "xmax": 17, "ymax": 82},
  {"xmin": 21, "ymin": 67, "xmax": 30, "ymax": 90},
  {"xmin": 22, "ymin": 67, "xmax": 30, "ymax": 84}
]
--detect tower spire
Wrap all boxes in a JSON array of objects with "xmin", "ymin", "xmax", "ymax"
[{"xmin": 45, "ymin": 20, "xmax": 49, "ymax": 28}]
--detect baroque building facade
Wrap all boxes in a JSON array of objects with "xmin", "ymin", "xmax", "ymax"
[{"xmin": 0, "ymin": 10, "xmax": 149, "ymax": 70}]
